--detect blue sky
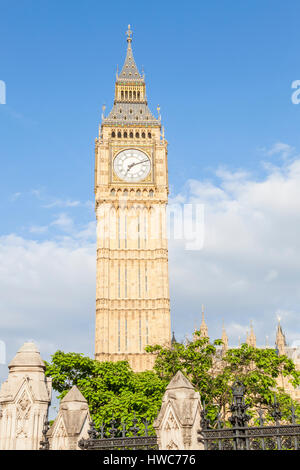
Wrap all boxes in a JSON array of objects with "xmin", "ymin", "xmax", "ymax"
[{"xmin": 1, "ymin": 0, "xmax": 300, "ymax": 377}]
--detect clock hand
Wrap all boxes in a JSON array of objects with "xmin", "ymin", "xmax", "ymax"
[
  {"xmin": 128, "ymin": 159, "xmax": 149, "ymax": 169},
  {"xmin": 126, "ymin": 160, "xmax": 149, "ymax": 175},
  {"xmin": 125, "ymin": 162, "xmax": 135, "ymax": 175},
  {"xmin": 136, "ymin": 159, "xmax": 149, "ymax": 166}
]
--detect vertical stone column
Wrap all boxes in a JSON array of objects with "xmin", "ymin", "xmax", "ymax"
[
  {"xmin": 153, "ymin": 371, "xmax": 203, "ymax": 450},
  {"xmin": 0, "ymin": 342, "xmax": 52, "ymax": 450}
]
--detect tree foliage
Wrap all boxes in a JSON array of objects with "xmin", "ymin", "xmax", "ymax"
[
  {"xmin": 45, "ymin": 351, "xmax": 168, "ymax": 432},
  {"xmin": 146, "ymin": 332, "xmax": 300, "ymax": 421}
]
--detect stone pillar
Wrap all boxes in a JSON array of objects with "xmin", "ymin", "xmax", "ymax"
[
  {"xmin": 153, "ymin": 370, "xmax": 203, "ymax": 450},
  {"xmin": 0, "ymin": 342, "xmax": 52, "ymax": 450},
  {"xmin": 47, "ymin": 385, "xmax": 90, "ymax": 450}
]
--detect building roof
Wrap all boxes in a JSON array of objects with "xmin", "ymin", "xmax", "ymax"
[
  {"xmin": 117, "ymin": 26, "xmax": 144, "ymax": 83},
  {"xmin": 61, "ymin": 385, "xmax": 87, "ymax": 404},
  {"xmin": 102, "ymin": 25, "xmax": 160, "ymax": 127},
  {"xmin": 104, "ymin": 102, "xmax": 159, "ymax": 127},
  {"xmin": 8, "ymin": 342, "xmax": 45, "ymax": 370}
]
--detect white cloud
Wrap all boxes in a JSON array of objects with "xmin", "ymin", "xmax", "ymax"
[
  {"xmin": 0, "ymin": 233, "xmax": 96, "ymax": 372},
  {"xmin": 42, "ymin": 197, "xmax": 94, "ymax": 210},
  {"xmin": 50, "ymin": 213, "xmax": 74, "ymax": 231},
  {"xmin": 31, "ymin": 189, "xmax": 43, "ymax": 199},
  {"xmin": 264, "ymin": 269, "xmax": 278, "ymax": 282},
  {"xmin": 265, "ymin": 142, "xmax": 295, "ymax": 159},
  {"xmin": 169, "ymin": 148, "xmax": 300, "ymax": 346},
  {"xmin": 43, "ymin": 199, "xmax": 82, "ymax": 208},
  {"xmin": 10, "ymin": 192, "xmax": 21, "ymax": 202},
  {"xmin": 29, "ymin": 225, "xmax": 49, "ymax": 234}
]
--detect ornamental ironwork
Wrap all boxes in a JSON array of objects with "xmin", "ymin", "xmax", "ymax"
[
  {"xmin": 39, "ymin": 416, "xmax": 50, "ymax": 450},
  {"xmin": 198, "ymin": 381, "xmax": 300, "ymax": 450},
  {"xmin": 78, "ymin": 415, "xmax": 158, "ymax": 450}
]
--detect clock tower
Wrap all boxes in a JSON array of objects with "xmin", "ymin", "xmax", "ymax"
[{"xmin": 94, "ymin": 26, "xmax": 171, "ymax": 372}]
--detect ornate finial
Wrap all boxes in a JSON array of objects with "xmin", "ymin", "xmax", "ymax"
[
  {"xmin": 232, "ymin": 380, "xmax": 245, "ymax": 398},
  {"xmin": 199, "ymin": 304, "xmax": 208, "ymax": 338},
  {"xmin": 162, "ymin": 126, "xmax": 165, "ymax": 140},
  {"xmin": 171, "ymin": 331, "xmax": 177, "ymax": 345},
  {"xmin": 221, "ymin": 320, "xmax": 228, "ymax": 352},
  {"xmin": 116, "ymin": 64, "xmax": 119, "ymax": 80},
  {"xmin": 247, "ymin": 321, "xmax": 256, "ymax": 347},
  {"xmin": 101, "ymin": 104, "xmax": 106, "ymax": 120},
  {"xmin": 126, "ymin": 24, "xmax": 133, "ymax": 43},
  {"xmin": 157, "ymin": 104, "xmax": 161, "ymax": 120}
]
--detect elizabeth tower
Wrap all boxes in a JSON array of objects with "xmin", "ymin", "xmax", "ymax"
[{"xmin": 94, "ymin": 26, "xmax": 171, "ymax": 371}]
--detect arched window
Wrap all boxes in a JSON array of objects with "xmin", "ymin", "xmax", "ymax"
[
  {"xmin": 129, "ymin": 91, "xmax": 132, "ymax": 99},
  {"xmin": 125, "ymin": 91, "xmax": 128, "ymax": 99},
  {"xmin": 117, "ymin": 131, "xmax": 121, "ymax": 138},
  {"xmin": 111, "ymin": 189, "xmax": 116, "ymax": 196},
  {"xmin": 121, "ymin": 91, "xmax": 124, "ymax": 99},
  {"xmin": 124, "ymin": 131, "xmax": 128, "ymax": 138},
  {"xmin": 148, "ymin": 132, "xmax": 152, "ymax": 138},
  {"xmin": 136, "ymin": 189, "xmax": 141, "ymax": 197},
  {"xmin": 149, "ymin": 190, "xmax": 154, "ymax": 198},
  {"xmin": 111, "ymin": 131, "xmax": 116, "ymax": 138},
  {"xmin": 135, "ymin": 132, "xmax": 140, "ymax": 138},
  {"xmin": 137, "ymin": 91, "xmax": 140, "ymax": 99},
  {"xmin": 129, "ymin": 131, "xmax": 133, "ymax": 138},
  {"xmin": 133, "ymin": 91, "xmax": 136, "ymax": 99},
  {"xmin": 142, "ymin": 132, "xmax": 146, "ymax": 139}
]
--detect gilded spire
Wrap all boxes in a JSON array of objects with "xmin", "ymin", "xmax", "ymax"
[
  {"xmin": 118, "ymin": 24, "xmax": 143, "ymax": 82},
  {"xmin": 199, "ymin": 304, "xmax": 208, "ymax": 338},
  {"xmin": 171, "ymin": 331, "xmax": 177, "ymax": 346},
  {"xmin": 246, "ymin": 322, "xmax": 256, "ymax": 347},
  {"xmin": 126, "ymin": 24, "xmax": 133, "ymax": 43},
  {"xmin": 275, "ymin": 318, "xmax": 286, "ymax": 355},
  {"xmin": 221, "ymin": 321, "xmax": 228, "ymax": 352}
]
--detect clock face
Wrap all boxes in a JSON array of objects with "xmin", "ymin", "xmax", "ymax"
[{"xmin": 113, "ymin": 149, "xmax": 151, "ymax": 182}]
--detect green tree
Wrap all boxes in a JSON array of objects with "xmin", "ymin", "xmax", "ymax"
[
  {"xmin": 222, "ymin": 343, "xmax": 300, "ymax": 409},
  {"xmin": 146, "ymin": 332, "xmax": 300, "ymax": 422},
  {"xmin": 145, "ymin": 334, "xmax": 223, "ymax": 403},
  {"xmin": 45, "ymin": 351, "xmax": 168, "ymax": 433}
]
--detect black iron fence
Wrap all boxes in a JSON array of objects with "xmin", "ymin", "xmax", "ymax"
[
  {"xmin": 198, "ymin": 381, "xmax": 300, "ymax": 450},
  {"xmin": 78, "ymin": 416, "xmax": 158, "ymax": 450}
]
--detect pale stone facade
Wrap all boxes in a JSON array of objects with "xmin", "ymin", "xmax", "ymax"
[
  {"xmin": 153, "ymin": 371, "xmax": 203, "ymax": 450},
  {"xmin": 0, "ymin": 342, "xmax": 52, "ymax": 450},
  {"xmin": 274, "ymin": 321, "xmax": 300, "ymax": 401},
  {"xmin": 47, "ymin": 385, "xmax": 90, "ymax": 450},
  {"xmin": 94, "ymin": 26, "xmax": 171, "ymax": 372}
]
